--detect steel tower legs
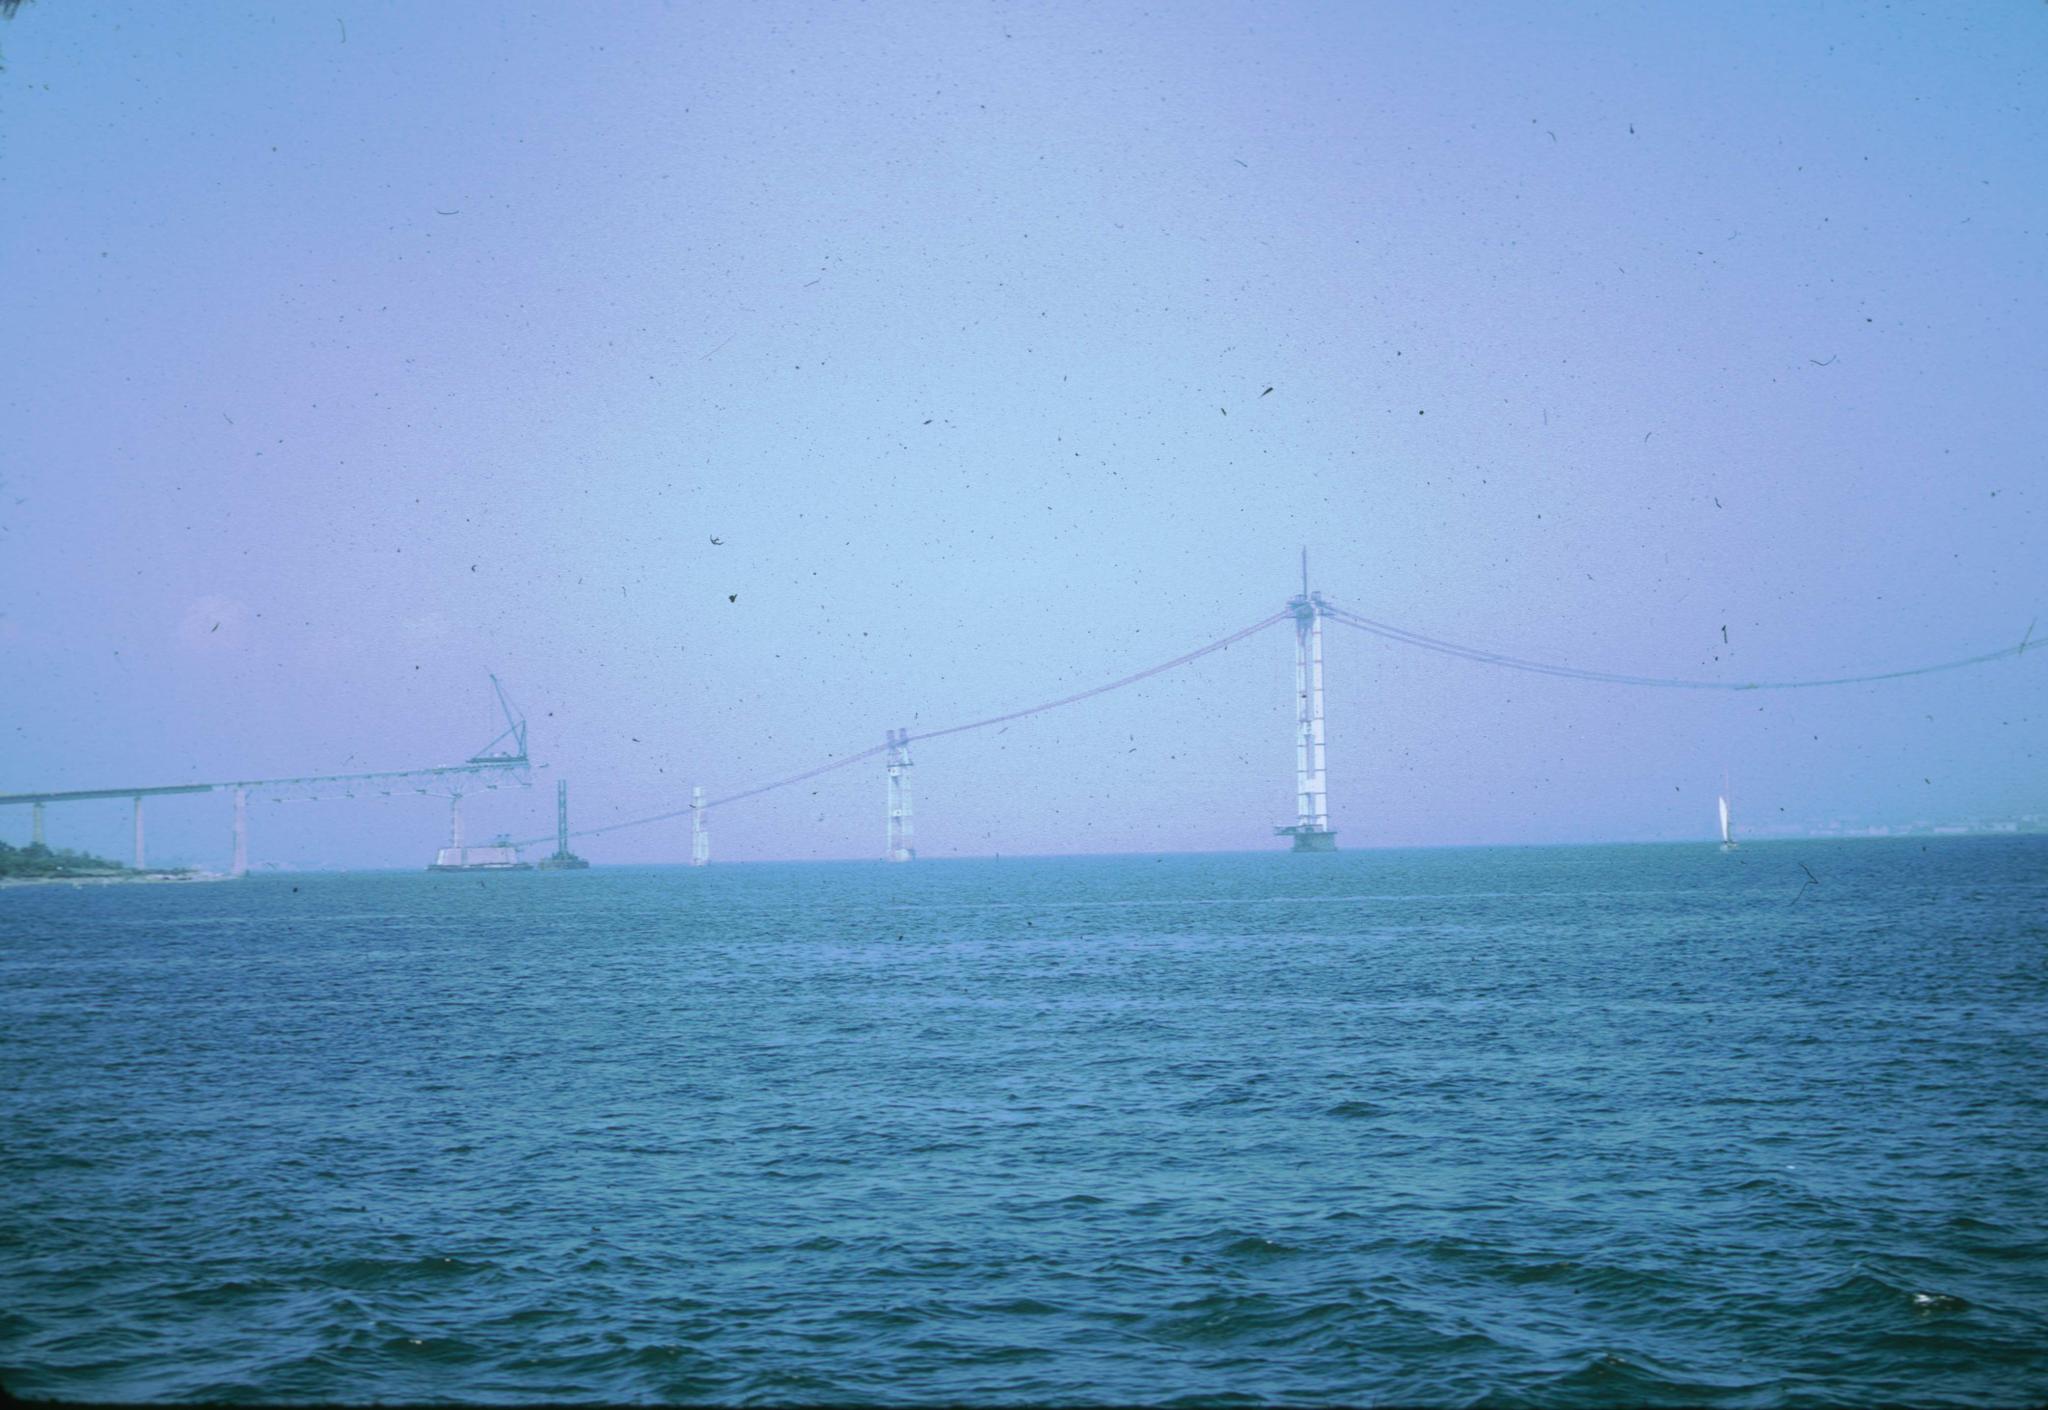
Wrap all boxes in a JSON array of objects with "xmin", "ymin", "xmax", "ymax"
[
  {"xmin": 1277, "ymin": 556, "xmax": 1338, "ymax": 852},
  {"xmin": 1299, "ymin": 605, "xmax": 1330, "ymax": 830},
  {"xmin": 885, "ymin": 729, "xmax": 915, "ymax": 862}
]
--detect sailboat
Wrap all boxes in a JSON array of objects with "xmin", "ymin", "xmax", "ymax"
[{"xmin": 1718, "ymin": 790, "xmax": 1738, "ymax": 851}]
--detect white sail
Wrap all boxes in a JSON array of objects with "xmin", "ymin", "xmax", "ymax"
[{"xmin": 1718, "ymin": 794, "xmax": 1732, "ymax": 845}]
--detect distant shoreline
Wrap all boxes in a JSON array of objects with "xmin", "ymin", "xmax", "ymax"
[
  {"xmin": 41, "ymin": 833, "xmax": 2048, "ymax": 877},
  {"xmin": 3, "ymin": 832, "xmax": 2041, "ymax": 881},
  {"xmin": 0, "ymin": 871, "xmax": 229, "ymax": 889}
]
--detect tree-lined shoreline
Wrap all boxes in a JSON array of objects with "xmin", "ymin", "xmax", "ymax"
[{"xmin": 0, "ymin": 840, "xmax": 194, "ymax": 881}]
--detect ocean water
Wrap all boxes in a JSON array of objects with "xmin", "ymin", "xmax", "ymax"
[{"xmin": 2, "ymin": 838, "xmax": 2045, "ymax": 1406}]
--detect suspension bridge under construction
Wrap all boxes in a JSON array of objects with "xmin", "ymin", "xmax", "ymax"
[{"xmin": 2, "ymin": 557, "xmax": 2038, "ymax": 871}]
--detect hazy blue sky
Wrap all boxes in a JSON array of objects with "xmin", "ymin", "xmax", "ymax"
[{"xmin": 3, "ymin": 1, "xmax": 2043, "ymax": 867}]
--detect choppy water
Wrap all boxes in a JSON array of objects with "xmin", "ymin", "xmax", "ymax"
[{"xmin": 3, "ymin": 838, "xmax": 2045, "ymax": 1406}]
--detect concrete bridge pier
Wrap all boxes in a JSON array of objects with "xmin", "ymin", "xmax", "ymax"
[
  {"xmin": 133, "ymin": 796, "xmax": 145, "ymax": 870},
  {"xmin": 231, "ymin": 787, "xmax": 248, "ymax": 878},
  {"xmin": 31, "ymin": 801, "xmax": 45, "ymax": 847}
]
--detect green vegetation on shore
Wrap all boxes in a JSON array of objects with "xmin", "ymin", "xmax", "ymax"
[{"xmin": 0, "ymin": 840, "xmax": 168, "ymax": 879}]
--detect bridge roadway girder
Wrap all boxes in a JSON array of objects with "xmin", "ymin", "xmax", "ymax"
[
  {"xmin": 4, "ymin": 761, "xmax": 529, "ymax": 872},
  {"xmin": 0, "ymin": 759, "xmax": 528, "ymax": 810},
  {"xmin": 0, "ymin": 783, "xmax": 215, "ymax": 806}
]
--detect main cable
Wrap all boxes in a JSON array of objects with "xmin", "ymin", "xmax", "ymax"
[
  {"xmin": 517, "ymin": 611, "xmax": 1290, "ymax": 846},
  {"xmin": 909, "ymin": 611, "xmax": 1289, "ymax": 743},
  {"xmin": 1323, "ymin": 602, "xmax": 2039, "ymax": 691},
  {"xmin": 516, "ymin": 744, "xmax": 894, "ymax": 846}
]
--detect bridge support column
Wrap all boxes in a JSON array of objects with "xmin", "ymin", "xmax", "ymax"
[
  {"xmin": 133, "ymin": 796, "xmax": 146, "ymax": 870},
  {"xmin": 31, "ymin": 801, "xmax": 45, "ymax": 847},
  {"xmin": 231, "ymin": 787, "xmax": 248, "ymax": 877},
  {"xmin": 690, "ymin": 785, "xmax": 709, "ymax": 866},
  {"xmin": 885, "ymin": 729, "xmax": 915, "ymax": 862},
  {"xmin": 1276, "ymin": 551, "xmax": 1338, "ymax": 852}
]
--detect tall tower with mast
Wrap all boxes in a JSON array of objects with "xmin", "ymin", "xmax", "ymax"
[
  {"xmin": 1276, "ymin": 549, "xmax": 1337, "ymax": 852},
  {"xmin": 885, "ymin": 728, "xmax": 915, "ymax": 861}
]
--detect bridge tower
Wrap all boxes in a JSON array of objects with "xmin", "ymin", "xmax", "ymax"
[
  {"xmin": 1276, "ymin": 550, "xmax": 1338, "ymax": 852},
  {"xmin": 690, "ymin": 785, "xmax": 709, "ymax": 866},
  {"xmin": 231, "ymin": 787, "xmax": 249, "ymax": 877},
  {"xmin": 885, "ymin": 728, "xmax": 915, "ymax": 862}
]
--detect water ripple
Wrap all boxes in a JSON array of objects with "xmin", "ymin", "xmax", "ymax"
[{"xmin": 2, "ymin": 841, "xmax": 2045, "ymax": 1404}]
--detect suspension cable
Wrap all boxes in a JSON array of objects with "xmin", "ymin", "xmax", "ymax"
[
  {"xmin": 909, "ymin": 611, "xmax": 1289, "ymax": 743},
  {"xmin": 514, "ymin": 745, "xmax": 893, "ymax": 846},
  {"xmin": 517, "ymin": 611, "xmax": 1290, "ymax": 845},
  {"xmin": 1323, "ymin": 601, "xmax": 2039, "ymax": 691}
]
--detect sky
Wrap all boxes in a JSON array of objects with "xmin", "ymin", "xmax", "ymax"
[{"xmin": 1, "ymin": 0, "xmax": 2043, "ymax": 868}]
